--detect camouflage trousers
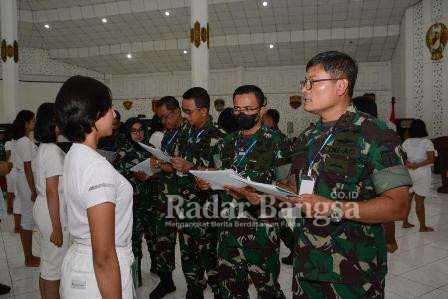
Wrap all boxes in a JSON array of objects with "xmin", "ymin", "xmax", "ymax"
[
  {"xmin": 132, "ymin": 197, "xmax": 156, "ymax": 260},
  {"xmin": 293, "ymin": 278, "xmax": 385, "ymax": 299},
  {"xmin": 218, "ymin": 218, "xmax": 286, "ymax": 299},
  {"xmin": 178, "ymin": 220, "xmax": 220, "ymax": 294},
  {"xmin": 279, "ymin": 217, "xmax": 294, "ymax": 251},
  {"xmin": 152, "ymin": 210, "xmax": 177, "ymax": 274}
]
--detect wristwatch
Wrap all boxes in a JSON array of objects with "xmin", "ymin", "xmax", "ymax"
[{"xmin": 330, "ymin": 201, "xmax": 344, "ymax": 223}]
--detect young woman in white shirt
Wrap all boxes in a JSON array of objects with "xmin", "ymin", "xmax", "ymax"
[
  {"xmin": 55, "ymin": 75, "xmax": 134, "ymax": 299},
  {"xmin": 11, "ymin": 110, "xmax": 40, "ymax": 267},
  {"xmin": 401, "ymin": 119, "xmax": 435, "ymax": 232},
  {"xmin": 4, "ymin": 129, "xmax": 17, "ymax": 221},
  {"xmin": 33, "ymin": 103, "xmax": 69, "ymax": 299}
]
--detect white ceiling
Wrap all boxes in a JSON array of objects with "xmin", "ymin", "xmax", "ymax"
[{"xmin": 7, "ymin": 0, "xmax": 420, "ymax": 75}]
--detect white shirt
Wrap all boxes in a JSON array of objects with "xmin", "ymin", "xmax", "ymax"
[
  {"xmin": 4, "ymin": 140, "xmax": 14, "ymax": 163},
  {"xmin": 63, "ymin": 143, "xmax": 133, "ymax": 247},
  {"xmin": 15, "ymin": 136, "xmax": 38, "ymax": 172},
  {"xmin": 402, "ymin": 138, "xmax": 435, "ymax": 172},
  {"xmin": 35, "ymin": 143, "xmax": 65, "ymax": 198}
]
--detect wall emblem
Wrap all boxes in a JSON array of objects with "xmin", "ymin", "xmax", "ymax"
[
  {"xmin": 289, "ymin": 95, "xmax": 302, "ymax": 109},
  {"xmin": 214, "ymin": 99, "xmax": 225, "ymax": 112},
  {"xmin": 426, "ymin": 23, "xmax": 448, "ymax": 61},
  {"xmin": 123, "ymin": 100, "xmax": 133, "ymax": 110}
]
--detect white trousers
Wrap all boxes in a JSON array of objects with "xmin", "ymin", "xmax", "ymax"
[
  {"xmin": 60, "ymin": 242, "xmax": 135, "ymax": 299},
  {"xmin": 33, "ymin": 195, "xmax": 69, "ymax": 280},
  {"xmin": 6, "ymin": 167, "xmax": 17, "ymax": 193},
  {"xmin": 16, "ymin": 171, "xmax": 34, "ymax": 230}
]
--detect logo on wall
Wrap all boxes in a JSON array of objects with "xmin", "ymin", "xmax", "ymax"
[
  {"xmin": 289, "ymin": 95, "xmax": 302, "ymax": 109},
  {"xmin": 214, "ymin": 99, "xmax": 225, "ymax": 112},
  {"xmin": 123, "ymin": 100, "xmax": 133, "ymax": 110},
  {"xmin": 426, "ymin": 22, "xmax": 448, "ymax": 61}
]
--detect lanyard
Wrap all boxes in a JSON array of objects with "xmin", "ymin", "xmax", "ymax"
[
  {"xmin": 165, "ymin": 128, "xmax": 180, "ymax": 151},
  {"xmin": 233, "ymin": 138, "xmax": 257, "ymax": 169},
  {"xmin": 185, "ymin": 129, "xmax": 204, "ymax": 158},
  {"xmin": 307, "ymin": 133, "xmax": 333, "ymax": 176}
]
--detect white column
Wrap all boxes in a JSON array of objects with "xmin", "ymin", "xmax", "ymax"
[
  {"xmin": 1, "ymin": 0, "xmax": 19, "ymax": 123},
  {"xmin": 190, "ymin": 0, "xmax": 209, "ymax": 89}
]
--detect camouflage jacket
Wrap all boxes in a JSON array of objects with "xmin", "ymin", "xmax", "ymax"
[
  {"xmin": 114, "ymin": 140, "xmax": 152, "ymax": 198},
  {"xmin": 216, "ymin": 123, "xmax": 292, "ymax": 219},
  {"xmin": 174, "ymin": 116, "xmax": 226, "ymax": 209},
  {"xmin": 291, "ymin": 104, "xmax": 412, "ymax": 284},
  {"xmin": 0, "ymin": 141, "xmax": 5, "ymax": 161}
]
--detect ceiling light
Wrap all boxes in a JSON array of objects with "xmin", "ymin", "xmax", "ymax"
[
  {"xmin": 102, "ymin": 18, "xmax": 108, "ymax": 23},
  {"xmin": 44, "ymin": 24, "xmax": 50, "ymax": 29},
  {"xmin": 164, "ymin": 11, "xmax": 170, "ymax": 16},
  {"xmin": 262, "ymin": 1, "xmax": 268, "ymax": 7},
  {"xmin": 126, "ymin": 53, "xmax": 132, "ymax": 59},
  {"xmin": 183, "ymin": 50, "xmax": 188, "ymax": 54},
  {"xmin": 269, "ymin": 44, "xmax": 274, "ymax": 49}
]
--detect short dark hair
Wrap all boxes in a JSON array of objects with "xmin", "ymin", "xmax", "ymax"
[
  {"xmin": 182, "ymin": 87, "xmax": 210, "ymax": 110},
  {"xmin": 306, "ymin": 51, "xmax": 358, "ymax": 97},
  {"xmin": 352, "ymin": 96, "xmax": 378, "ymax": 117},
  {"xmin": 408, "ymin": 119, "xmax": 428, "ymax": 138},
  {"xmin": 233, "ymin": 85, "xmax": 266, "ymax": 107},
  {"xmin": 11, "ymin": 110, "xmax": 35, "ymax": 140},
  {"xmin": 114, "ymin": 110, "xmax": 121, "ymax": 121},
  {"xmin": 265, "ymin": 109, "xmax": 280, "ymax": 125},
  {"xmin": 218, "ymin": 107, "xmax": 238, "ymax": 134},
  {"xmin": 55, "ymin": 75, "xmax": 112, "ymax": 143},
  {"xmin": 34, "ymin": 103, "xmax": 57, "ymax": 143},
  {"xmin": 156, "ymin": 96, "xmax": 180, "ymax": 111}
]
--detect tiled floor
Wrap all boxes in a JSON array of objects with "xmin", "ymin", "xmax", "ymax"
[{"xmin": 1, "ymin": 175, "xmax": 448, "ymax": 298}]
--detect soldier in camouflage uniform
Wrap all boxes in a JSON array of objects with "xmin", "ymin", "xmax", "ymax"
[
  {"xmin": 113, "ymin": 118, "xmax": 157, "ymax": 286},
  {"xmin": 170, "ymin": 87, "xmax": 226, "ymax": 299},
  {"xmin": 206, "ymin": 85, "xmax": 291, "ymax": 299},
  {"xmin": 280, "ymin": 51, "xmax": 412, "ymax": 298},
  {"xmin": 148, "ymin": 96, "xmax": 184, "ymax": 299}
]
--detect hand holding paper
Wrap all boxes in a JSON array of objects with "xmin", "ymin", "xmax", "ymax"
[{"xmin": 130, "ymin": 158, "xmax": 160, "ymax": 176}]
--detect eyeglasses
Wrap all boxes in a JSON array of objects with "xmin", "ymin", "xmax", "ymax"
[
  {"xmin": 300, "ymin": 78, "xmax": 345, "ymax": 90},
  {"xmin": 231, "ymin": 106, "xmax": 261, "ymax": 115},
  {"xmin": 181, "ymin": 107, "xmax": 202, "ymax": 115},
  {"xmin": 130, "ymin": 128, "xmax": 144, "ymax": 134},
  {"xmin": 159, "ymin": 111, "xmax": 174, "ymax": 121}
]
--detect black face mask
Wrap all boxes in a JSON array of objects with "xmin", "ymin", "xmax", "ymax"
[{"xmin": 237, "ymin": 113, "xmax": 259, "ymax": 130}]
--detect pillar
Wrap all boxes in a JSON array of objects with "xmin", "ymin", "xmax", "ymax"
[{"xmin": 190, "ymin": 0, "xmax": 209, "ymax": 89}]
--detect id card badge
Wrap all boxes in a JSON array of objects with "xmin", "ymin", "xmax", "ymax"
[{"xmin": 299, "ymin": 175, "xmax": 316, "ymax": 195}]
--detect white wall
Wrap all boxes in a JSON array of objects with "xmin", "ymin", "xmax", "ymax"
[
  {"xmin": 392, "ymin": 0, "xmax": 448, "ymax": 138},
  {"xmin": 110, "ymin": 62, "xmax": 393, "ymax": 138},
  {"xmin": 0, "ymin": 47, "xmax": 104, "ymax": 123}
]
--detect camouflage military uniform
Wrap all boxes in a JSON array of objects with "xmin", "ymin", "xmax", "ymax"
[
  {"xmin": 174, "ymin": 116, "xmax": 226, "ymax": 295},
  {"xmin": 0, "ymin": 141, "xmax": 5, "ymax": 161},
  {"xmin": 114, "ymin": 140, "xmax": 156, "ymax": 260},
  {"xmin": 215, "ymin": 124, "xmax": 292, "ymax": 299},
  {"xmin": 151, "ymin": 123, "xmax": 184, "ymax": 275},
  {"xmin": 291, "ymin": 104, "xmax": 412, "ymax": 298}
]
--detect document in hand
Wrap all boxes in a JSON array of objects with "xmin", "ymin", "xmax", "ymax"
[
  {"xmin": 230, "ymin": 175, "xmax": 298, "ymax": 197},
  {"xmin": 96, "ymin": 149, "xmax": 116, "ymax": 162},
  {"xmin": 138, "ymin": 142, "xmax": 172, "ymax": 162},
  {"xmin": 130, "ymin": 158, "xmax": 161, "ymax": 176},
  {"xmin": 189, "ymin": 169, "xmax": 248, "ymax": 190}
]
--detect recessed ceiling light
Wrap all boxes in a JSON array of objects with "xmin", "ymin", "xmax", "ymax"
[
  {"xmin": 126, "ymin": 53, "xmax": 132, "ymax": 59},
  {"xmin": 262, "ymin": 1, "xmax": 268, "ymax": 7},
  {"xmin": 102, "ymin": 18, "xmax": 108, "ymax": 23},
  {"xmin": 269, "ymin": 44, "xmax": 274, "ymax": 49},
  {"xmin": 183, "ymin": 50, "xmax": 188, "ymax": 54},
  {"xmin": 44, "ymin": 24, "xmax": 50, "ymax": 29},
  {"xmin": 164, "ymin": 11, "xmax": 170, "ymax": 16}
]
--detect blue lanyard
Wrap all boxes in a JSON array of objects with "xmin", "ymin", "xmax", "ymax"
[
  {"xmin": 165, "ymin": 128, "xmax": 180, "ymax": 150},
  {"xmin": 185, "ymin": 129, "xmax": 204, "ymax": 158},
  {"xmin": 307, "ymin": 133, "xmax": 333, "ymax": 176},
  {"xmin": 233, "ymin": 138, "xmax": 258, "ymax": 169}
]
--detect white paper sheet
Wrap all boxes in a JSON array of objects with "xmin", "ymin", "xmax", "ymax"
[
  {"xmin": 230, "ymin": 174, "xmax": 298, "ymax": 197},
  {"xmin": 138, "ymin": 142, "xmax": 172, "ymax": 162},
  {"xmin": 189, "ymin": 169, "xmax": 248, "ymax": 190},
  {"xmin": 130, "ymin": 158, "xmax": 161, "ymax": 176}
]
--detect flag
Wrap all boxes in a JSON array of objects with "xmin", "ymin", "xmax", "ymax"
[{"xmin": 389, "ymin": 97, "xmax": 397, "ymax": 130}]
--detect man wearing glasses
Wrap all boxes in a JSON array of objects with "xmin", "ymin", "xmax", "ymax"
[
  {"xmin": 231, "ymin": 51, "xmax": 411, "ymax": 298},
  {"xmin": 149, "ymin": 96, "xmax": 185, "ymax": 298},
  {"xmin": 170, "ymin": 87, "xmax": 226, "ymax": 299},
  {"xmin": 200, "ymin": 85, "xmax": 292, "ymax": 299}
]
